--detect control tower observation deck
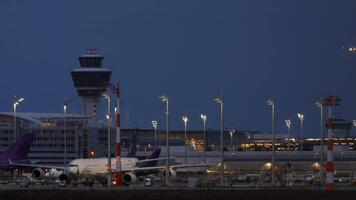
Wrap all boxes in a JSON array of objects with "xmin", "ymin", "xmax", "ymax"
[{"xmin": 71, "ymin": 49, "xmax": 112, "ymax": 121}]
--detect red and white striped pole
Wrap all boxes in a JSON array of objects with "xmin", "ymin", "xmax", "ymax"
[
  {"xmin": 323, "ymin": 95, "xmax": 341, "ymax": 191},
  {"xmin": 325, "ymin": 106, "xmax": 333, "ymax": 191},
  {"xmin": 114, "ymin": 83, "xmax": 122, "ymax": 185}
]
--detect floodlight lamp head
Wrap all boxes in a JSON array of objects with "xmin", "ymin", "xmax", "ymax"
[
  {"xmin": 200, "ymin": 114, "xmax": 207, "ymax": 121},
  {"xmin": 14, "ymin": 97, "xmax": 25, "ymax": 105},
  {"xmin": 213, "ymin": 96, "xmax": 223, "ymax": 104},
  {"xmin": 182, "ymin": 115, "xmax": 188, "ymax": 123},
  {"xmin": 297, "ymin": 113, "xmax": 304, "ymax": 120},
  {"xmin": 159, "ymin": 94, "xmax": 168, "ymax": 102},
  {"xmin": 315, "ymin": 100, "xmax": 322, "ymax": 108},
  {"xmin": 151, "ymin": 120, "xmax": 158, "ymax": 128},
  {"xmin": 266, "ymin": 98, "xmax": 274, "ymax": 106}
]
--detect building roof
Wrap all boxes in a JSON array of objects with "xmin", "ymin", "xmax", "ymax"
[
  {"xmin": 0, "ymin": 112, "xmax": 86, "ymax": 126},
  {"xmin": 253, "ymin": 134, "xmax": 296, "ymax": 139}
]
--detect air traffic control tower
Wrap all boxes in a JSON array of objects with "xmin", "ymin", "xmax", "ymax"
[{"xmin": 71, "ymin": 49, "xmax": 112, "ymax": 123}]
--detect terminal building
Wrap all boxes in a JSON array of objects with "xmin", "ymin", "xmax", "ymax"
[
  {"xmin": 0, "ymin": 111, "xmax": 355, "ymax": 165},
  {"xmin": 0, "ymin": 112, "xmax": 89, "ymax": 164}
]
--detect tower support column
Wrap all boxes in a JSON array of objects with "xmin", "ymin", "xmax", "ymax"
[{"xmin": 322, "ymin": 95, "xmax": 341, "ymax": 191}]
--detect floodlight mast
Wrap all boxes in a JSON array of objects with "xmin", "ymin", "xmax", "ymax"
[
  {"xmin": 63, "ymin": 97, "xmax": 72, "ymax": 168},
  {"xmin": 297, "ymin": 113, "xmax": 304, "ymax": 136},
  {"xmin": 266, "ymin": 98, "xmax": 276, "ymax": 186},
  {"xmin": 182, "ymin": 114, "xmax": 188, "ymax": 165},
  {"xmin": 152, "ymin": 120, "xmax": 158, "ymax": 149},
  {"xmin": 159, "ymin": 94, "xmax": 170, "ymax": 186},
  {"xmin": 315, "ymin": 99, "xmax": 324, "ymax": 187},
  {"xmin": 214, "ymin": 94, "xmax": 224, "ymax": 186},
  {"xmin": 13, "ymin": 97, "xmax": 24, "ymax": 142},
  {"xmin": 227, "ymin": 128, "xmax": 236, "ymax": 155},
  {"xmin": 103, "ymin": 93, "xmax": 112, "ymax": 187},
  {"xmin": 108, "ymin": 82, "xmax": 122, "ymax": 186},
  {"xmin": 285, "ymin": 119, "xmax": 291, "ymax": 161},
  {"xmin": 200, "ymin": 114, "xmax": 207, "ymax": 163}
]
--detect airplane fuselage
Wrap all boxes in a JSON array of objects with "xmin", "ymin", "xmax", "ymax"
[{"xmin": 68, "ymin": 157, "xmax": 137, "ymax": 175}]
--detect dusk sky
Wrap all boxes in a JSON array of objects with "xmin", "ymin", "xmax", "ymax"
[{"xmin": 1, "ymin": 1, "xmax": 355, "ymax": 136}]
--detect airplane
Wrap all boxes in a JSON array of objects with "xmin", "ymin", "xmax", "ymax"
[
  {"xmin": 7, "ymin": 133, "xmax": 213, "ymax": 186},
  {"xmin": 3, "ymin": 131, "xmax": 162, "ymax": 186},
  {"xmin": 63, "ymin": 147, "xmax": 214, "ymax": 186},
  {"xmin": 0, "ymin": 132, "xmax": 34, "ymax": 171},
  {"xmin": 7, "ymin": 131, "xmax": 138, "ymax": 184},
  {"xmin": 11, "ymin": 148, "xmax": 213, "ymax": 187}
]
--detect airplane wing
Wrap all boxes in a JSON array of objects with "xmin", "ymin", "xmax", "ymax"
[
  {"xmin": 8, "ymin": 159, "xmax": 67, "ymax": 171},
  {"xmin": 135, "ymin": 157, "xmax": 175, "ymax": 163},
  {"xmin": 126, "ymin": 163, "xmax": 214, "ymax": 171}
]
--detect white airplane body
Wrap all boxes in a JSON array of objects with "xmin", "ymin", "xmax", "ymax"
[{"xmin": 68, "ymin": 157, "xmax": 137, "ymax": 174}]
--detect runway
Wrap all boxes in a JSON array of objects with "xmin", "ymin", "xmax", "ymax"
[{"xmin": 1, "ymin": 186, "xmax": 356, "ymax": 200}]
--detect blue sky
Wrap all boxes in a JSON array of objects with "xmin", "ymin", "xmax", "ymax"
[{"xmin": 0, "ymin": 1, "xmax": 355, "ymax": 136}]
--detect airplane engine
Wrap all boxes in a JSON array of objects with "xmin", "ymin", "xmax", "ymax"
[
  {"xmin": 59, "ymin": 172, "xmax": 73, "ymax": 184},
  {"xmin": 32, "ymin": 168, "xmax": 45, "ymax": 179},
  {"xmin": 122, "ymin": 172, "xmax": 137, "ymax": 184}
]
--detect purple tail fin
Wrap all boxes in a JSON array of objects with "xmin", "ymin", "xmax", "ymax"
[
  {"xmin": 138, "ymin": 148, "xmax": 161, "ymax": 168},
  {"xmin": 0, "ymin": 133, "xmax": 34, "ymax": 161}
]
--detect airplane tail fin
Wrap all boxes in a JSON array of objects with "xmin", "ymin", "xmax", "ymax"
[
  {"xmin": 0, "ymin": 133, "xmax": 34, "ymax": 161},
  {"xmin": 138, "ymin": 148, "xmax": 161, "ymax": 168}
]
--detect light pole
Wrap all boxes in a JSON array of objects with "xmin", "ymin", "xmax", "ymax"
[
  {"xmin": 214, "ymin": 94, "xmax": 224, "ymax": 186},
  {"xmin": 285, "ymin": 119, "xmax": 291, "ymax": 161},
  {"xmin": 228, "ymin": 128, "xmax": 236, "ymax": 155},
  {"xmin": 182, "ymin": 114, "xmax": 188, "ymax": 165},
  {"xmin": 103, "ymin": 93, "xmax": 112, "ymax": 187},
  {"xmin": 266, "ymin": 98, "xmax": 276, "ymax": 186},
  {"xmin": 63, "ymin": 98, "xmax": 68, "ymax": 168},
  {"xmin": 159, "ymin": 94, "xmax": 170, "ymax": 186},
  {"xmin": 200, "ymin": 114, "xmax": 207, "ymax": 163},
  {"xmin": 315, "ymin": 99, "xmax": 324, "ymax": 186},
  {"xmin": 285, "ymin": 120, "xmax": 291, "ymax": 143},
  {"xmin": 109, "ymin": 82, "xmax": 122, "ymax": 186},
  {"xmin": 152, "ymin": 120, "xmax": 158, "ymax": 149},
  {"xmin": 297, "ymin": 113, "xmax": 304, "ymax": 153},
  {"xmin": 297, "ymin": 113, "xmax": 304, "ymax": 135},
  {"xmin": 13, "ymin": 97, "xmax": 24, "ymax": 142}
]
